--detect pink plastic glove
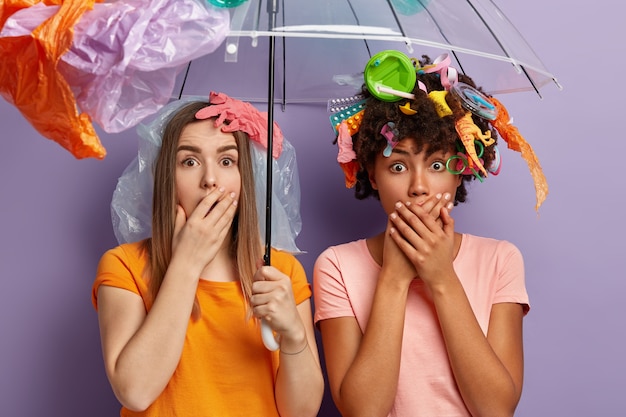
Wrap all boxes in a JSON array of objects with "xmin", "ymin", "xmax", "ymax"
[
  {"xmin": 196, "ymin": 91, "xmax": 283, "ymax": 159},
  {"xmin": 336, "ymin": 121, "xmax": 356, "ymax": 163},
  {"xmin": 336, "ymin": 121, "xmax": 359, "ymax": 188}
]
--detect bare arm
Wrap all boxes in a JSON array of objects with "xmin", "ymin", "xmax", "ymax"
[
  {"xmin": 434, "ymin": 289, "xmax": 524, "ymax": 417},
  {"xmin": 250, "ymin": 266, "xmax": 324, "ymax": 417},
  {"xmin": 97, "ymin": 259, "xmax": 199, "ymax": 411},
  {"xmin": 319, "ymin": 273, "xmax": 410, "ymax": 417},
  {"xmin": 391, "ymin": 203, "xmax": 524, "ymax": 417},
  {"xmin": 274, "ymin": 300, "xmax": 325, "ymax": 417},
  {"xmin": 97, "ymin": 189, "xmax": 238, "ymax": 411}
]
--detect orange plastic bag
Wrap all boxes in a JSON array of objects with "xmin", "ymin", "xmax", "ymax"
[{"xmin": 0, "ymin": 0, "xmax": 105, "ymax": 159}]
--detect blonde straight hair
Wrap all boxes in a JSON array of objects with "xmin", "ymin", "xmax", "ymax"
[{"xmin": 143, "ymin": 101, "xmax": 263, "ymax": 318}]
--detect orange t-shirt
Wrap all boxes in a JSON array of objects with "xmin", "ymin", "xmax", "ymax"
[{"xmin": 92, "ymin": 241, "xmax": 311, "ymax": 417}]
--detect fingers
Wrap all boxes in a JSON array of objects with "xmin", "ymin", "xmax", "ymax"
[
  {"xmin": 407, "ymin": 192, "xmax": 454, "ymax": 223},
  {"xmin": 172, "ymin": 188, "xmax": 238, "ymax": 268},
  {"xmin": 433, "ymin": 192, "xmax": 454, "ymax": 217},
  {"xmin": 252, "ymin": 267, "xmax": 287, "ymax": 303},
  {"xmin": 391, "ymin": 201, "xmax": 438, "ymax": 242},
  {"xmin": 173, "ymin": 205, "xmax": 186, "ymax": 237},
  {"xmin": 188, "ymin": 187, "xmax": 227, "ymax": 220},
  {"xmin": 188, "ymin": 189, "xmax": 239, "ymax": 238},
  {"xmin": 253, "ymin": 265, "xmax": 285, "ymax": 282},
  {"xmin": 250, "ymin": 267, "xmax": 294, "ymax": 314},
  {"xmin": 440, "ymin": 205, "xmax": 456, "ymax": 235},
  {"xmin": 388, "ymin": 200, "xmax": 452, "ymax": 259}
]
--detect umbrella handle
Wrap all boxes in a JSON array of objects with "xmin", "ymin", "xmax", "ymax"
[{"xmin": 261, "ymin": 319, "xmax": 280, "ymax": 351}]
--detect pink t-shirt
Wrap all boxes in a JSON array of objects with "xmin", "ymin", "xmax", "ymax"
[{"xmin": 313, "ymin": 234, "xmax": 529, "ymax": 417}]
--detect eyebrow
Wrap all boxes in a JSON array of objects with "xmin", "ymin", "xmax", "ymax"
[
  {"xmin": 176, "ymin": 144, "xmax": 239, "ymax": 153},
  {"xmin": 218, "ymin": 144, "xmax": 239, "ymax": 153},
  {"xmin": 391, "ymin": 147, "xmax": 411, "ymax": 156},
  {"xmin": 391, "ymin": 146, "xmax": 448, "ymax": 158},
  {"xmin": 177, "ymin": 144, "xmax": 201, "ymax": 153}
]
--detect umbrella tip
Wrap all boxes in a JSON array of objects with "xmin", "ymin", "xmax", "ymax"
[{"xmin": 553, "ymin": 78, "xmax": 564, "ymax": 91}]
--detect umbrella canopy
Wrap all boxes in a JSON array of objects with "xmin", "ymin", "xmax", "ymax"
[
  {"xmin": 175, "ymin": 0, "xmax": 562, "ymax": 105},
  {"xmin": 171, "ymin": 0, "xmax": 560, "ymax": 267}
]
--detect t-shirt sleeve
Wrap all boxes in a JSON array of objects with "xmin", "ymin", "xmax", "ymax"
[
  {"xmin": 494, "ymin": 240, "xmax": 530, "ymax": 314},
  {"xmin": 272, "ymin": 250, "xmax": 311, "ymax": 305},
  {"xmin": 91, "ymin": 245, "xmax": 144, "ymax": 311},
  {"xmin": 313, "ymin": 246, "xmax": 354, "ymax": 325}
]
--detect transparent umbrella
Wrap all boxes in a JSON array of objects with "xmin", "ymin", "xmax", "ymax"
[
  {"xmin": 171, "ymin": 0, "xmax": 561, "ymax": 267},
  {"xmin": 176, "ymin": 0, "xmax": 562, "ymax": 107}
]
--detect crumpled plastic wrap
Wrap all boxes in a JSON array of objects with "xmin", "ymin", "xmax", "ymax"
[
  {"xmin": 0, "ymin": 0, "xmax": 104, "ymax": 159},
  {"xmin": 112, "ymin": 97, "xmax": 303, "ymax": 253},
  {"xmin": 1, "ymin": 0, "xmax": 230, "ymax": 158},
  {"xmin": 250, "ymin": 138, "xmax": 302, "ymax": 254}
]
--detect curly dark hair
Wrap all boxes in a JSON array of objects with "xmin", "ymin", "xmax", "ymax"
[{"xmin": 350, "ymin": 55, "xmax": 498, "ymax": 205}]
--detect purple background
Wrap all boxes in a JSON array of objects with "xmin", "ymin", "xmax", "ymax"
[{"xmin": 1, "ymin": 1, "xmax": 623, "ymax": 416}]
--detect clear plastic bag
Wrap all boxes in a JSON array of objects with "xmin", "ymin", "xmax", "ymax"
[{"xmin": 111, "ymin": 97, "xmax": 303, "ymax": 253}]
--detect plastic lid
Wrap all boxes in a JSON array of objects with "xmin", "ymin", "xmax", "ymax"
[
  {"xmin": 365, "ymin": 50, "xmax": 417, "ymax": 102},
  {"xmin": 207, "ymin": 0, "xmax": 248, "ymax": 8},
  {"xmin": 451, "ymin": 82, "xmax": 497, "ymax": 120}
]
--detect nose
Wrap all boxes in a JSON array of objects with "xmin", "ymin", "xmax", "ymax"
[
  {"xmin": 409, "ymin": 169, "xmax": 429, "ymax": 197},
  {"xmin": 202, "ymin": 167, "xmax": 217, "ymax": 189}
]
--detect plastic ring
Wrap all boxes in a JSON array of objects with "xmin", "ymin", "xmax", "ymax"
[
  {"xmin": 446, "ymin": 155, "xmax": 466, "ymax": 175},
  {"xmin": 489, "ymin": 145, "xmax": 502, "ymax": 175},
  {"xmin": 475, "ymin": 140, "xmax": 485, "ymax": 158}
]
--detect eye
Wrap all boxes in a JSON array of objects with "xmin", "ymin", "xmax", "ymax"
[
  {"xmin": 431, "ymin": 161, "xmax": 446, "ymax": 172},
  {"xmin": 181, "ymin": 158, "xmax": 198, "ymax": 167},
  {"xmin": 221, "ymin": 157, "xmax": 238, "ymax": 167},
  {"xmin": 390, "ymin": 162, "xmax": 406, "ymax": 173}
]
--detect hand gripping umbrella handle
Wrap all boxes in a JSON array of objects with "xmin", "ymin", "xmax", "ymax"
[{"xmin": 261, "ymin": 319, "xmax": 280, "ymax": 351}]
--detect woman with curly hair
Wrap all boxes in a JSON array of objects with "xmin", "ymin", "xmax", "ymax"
[{"xmin": 314, "ymin": 51, "xmax": 543, "ymax": 417}]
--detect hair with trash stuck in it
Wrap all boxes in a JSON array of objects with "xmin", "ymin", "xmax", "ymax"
[
  {"xmin": 141, "ymin": 101, "xmax": 262, "ymax": 319},
  {"xmin": 352, "ymin": 55, "xmax": 498, "ymax": 205}
]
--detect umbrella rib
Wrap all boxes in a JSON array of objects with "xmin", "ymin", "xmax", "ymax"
[
  {"xmin": 464, "ymin": 0, "xmax": 512, "ymax": 59},
  {"xmin": 410, "ymin": 0, "xmax": 468, "ymax": 76},
  {"xmin": 346, "ymin": 0, "xmax": 371, "ymax": 57},
  {"xmin": 177, "ymin": 62, "xmax": 192, "ymax": 100},
  {"xmin": 463, "ymin": 0, "xmax": 539, "ymax": 94},
  {"xmin": 519, "ymin": 65, "xmax": 541, "ymax": 98},
  {"xmin": 384, "ymin": 0, "xmax": 411, "ymax": 53}
]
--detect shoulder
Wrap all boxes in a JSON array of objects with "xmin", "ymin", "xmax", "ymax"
[
  {"xmin": 269, "ymin": 248, "xmax": 307, "ymax": 282},
  {"xmin": 93, "ymin": 240, "xmax": 149, "ymax": 310},
  {"xmin": 316, "ymin": 239, "xmax": 367, "ymax": 264},
  {"xmin": 459, "ymin": 234, "xmax": 526, "ymax": 291},
  {"xmin": 313, "ymin": 239, "xmax": 374, "ymax": 287},
  {"xmin": 99, "ymin": 240, "xmax": 148, "ymax": 265},
  {"xmin": 270, "ymin": 248, "xmax": 303, "ymax": 270},
  {"xmin": 461, "ymin": 234, "xmax": 522, "ymax": 259}
]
